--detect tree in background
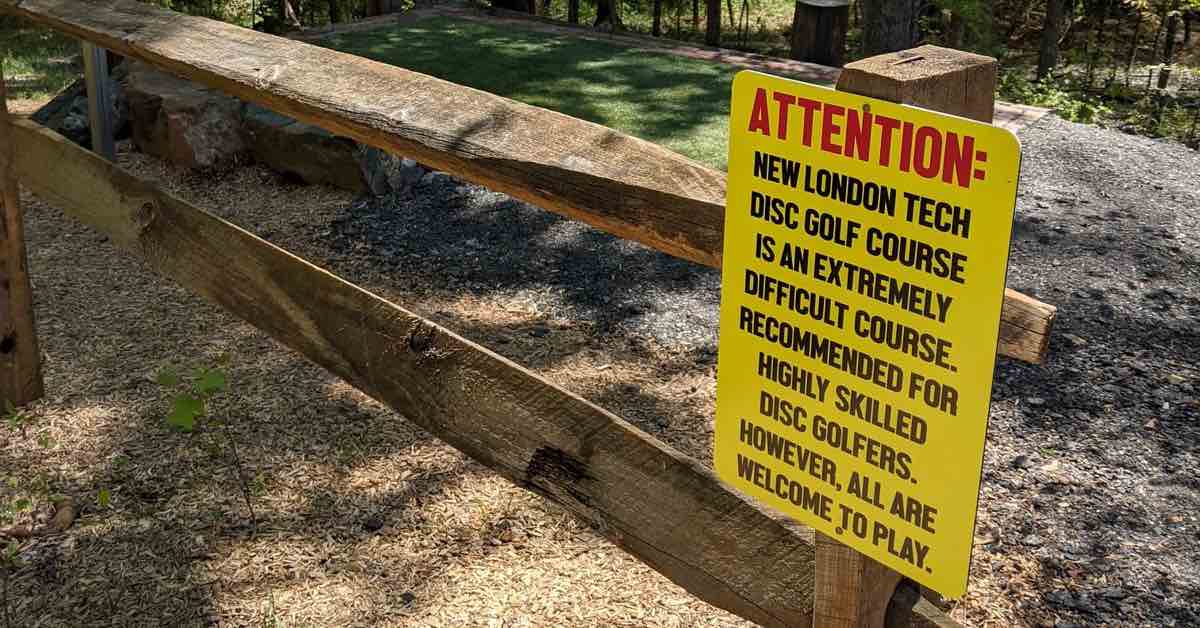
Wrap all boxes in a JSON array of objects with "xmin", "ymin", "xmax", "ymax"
[
  {"xmin": 1158, "ymin": 0, "xmax": 1182, "ymax": 87},
  {"xmin": 933, "ymin": 0, "xmax": 996, "ymax": 52},
  {"xmin": 860, "ymin": 0, "xmax": 922, "ymax": 55},
  {"xmin": 595, "ymin": 0, "xmax": 623, "ymax": 28},
  {"xmin": 1037, "ymin": 0, "xmax": 1065, "ymax": 80},
  {"xmin": 705, "ymin": 0, "xmax": 720, "ymax": 44}
]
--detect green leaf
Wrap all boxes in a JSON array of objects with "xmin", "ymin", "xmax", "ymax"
[
  {"xmin": 167, "ymin": 394, "xmax": 203, "ymax": 432},
  {"xmin": 97, "ymin": 488, "xmax": 111, "ymax": 508},
  {"xmin": 157, "ymin": 368, "xmax": 179, "ymax": 388},
  {"xmin": 37, "ymin": 433, "xmax": 52, "ymax": 449},
  {"xmin": 198, "ymin": 369, "xmax": 226, "ymax": 395},
  {"xmin": 13, "ymin": 498, "xmax": 30, "ymax": 512}
]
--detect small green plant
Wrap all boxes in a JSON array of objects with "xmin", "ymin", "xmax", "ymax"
[
  {"xmin": 158, "ymin": 356, "xmax": 257, "ymax": 532},
  {"xmin": 1, "ymin": 402, "xmax": 33, "ymax": 437}
]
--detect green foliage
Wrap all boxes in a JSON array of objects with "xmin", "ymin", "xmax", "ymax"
[
  {"xmin": 1, "ymin": 402, "xmax": 32, "ymax": 437},
  {"xmin": 0, "ymin": 541, "xmax": 20, "ymax": 570},
  {"xmin": 0, "ymin": 17, "xmax": 77, "ymax": 102},
  {"xmin": 999, "ymin": 71, "xmax": 1112, "ymax": 123},
  {"xmin": 0, "ymin": 407, "xmax": 55, "ymax": 538},
  {"xmin": 1118, "ymin": 93, "xmax": 1200, "ymax": 142},
  {"xmin": 157, "ymin": 360, "xmax": 257, "ymax": 531},
  {"xmin": 158, "ymin": 365, "xmax": 227, "ymax": 433}
]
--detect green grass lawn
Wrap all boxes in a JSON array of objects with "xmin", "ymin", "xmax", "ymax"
[
  {"xmin": 0, "ymin": 16, "xmax": 79, "ymax": 104},
  {"xmin": 325, "ymin": 16, "xmax": 782, "ymax": 170}
]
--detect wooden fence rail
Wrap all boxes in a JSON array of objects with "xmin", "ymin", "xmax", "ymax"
[
  {"xmin": 10, "ymin": 117, "xmax": 952, "ymax": 628},
  {"xmin": 1, "ymin": 0, "xmax": 1056, "ymax": 365}
]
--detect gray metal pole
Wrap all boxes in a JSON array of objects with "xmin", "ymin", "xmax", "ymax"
[{"xmin": 81, "ymin": 41, "xmax": 115, "ymax": 161}]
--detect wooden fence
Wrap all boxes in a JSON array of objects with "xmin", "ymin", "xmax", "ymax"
[{"xmin": 0, "ymin": 1, "xmax": 1057, "ymax": 626}]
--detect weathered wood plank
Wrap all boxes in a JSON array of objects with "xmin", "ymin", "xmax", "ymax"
[
  {"xmin": 0, "ymin": 0, "xmax": 1056, "ymax": 364},
  {"xmin": 3, "ymin": 0, "xmax": 725, "ymax": 266},
  {"xmin": 0, "ymin": 66, "xmax": 44, "ymax": 406},
  {"xmin": 814, "ymin": 531, "xmax": 906, "ymax": 627},
  {"xmin": 11, "ymin": 118, "xmax": 814, "ymax": 627},
  {"xmin": 81, "ymin": 40, "xmax": 116, "ymax": 160}
]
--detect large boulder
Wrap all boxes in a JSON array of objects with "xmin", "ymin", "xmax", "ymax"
[
  {"xmin": 356, "ymin": 146, "xmax": 425, "ymax": 198},
  {"xmin": 31, "ymin": 62, "xmax": 131, "ymax": 149},
  {"xmin": 124, "ymin": 62, "xmax": 245, "ymax": 168},
  {"xmin": 242, "ymin": 104, "xmax": 364, "ymax": 192}
]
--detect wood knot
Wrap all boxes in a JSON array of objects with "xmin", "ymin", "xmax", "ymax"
[
  {"xmin": 407, "ymin": 323, "xmax": 437, "ymax": 353},
  {"xmin": 132, "ymin": 200, "xmax": 157, "ymax": 233},
  {"xmin": 525, "ymin": 446, "xmax": 593, "ymax": 507}
]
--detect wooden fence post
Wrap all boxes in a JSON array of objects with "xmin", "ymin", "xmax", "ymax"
[
  {"xmin": 0, "ymin": 66, "xmax": 44, "ymax": 406},
  {"xmin": 808, "ymin": 44, "xmax": 1002, "ymax": 627},
  {"xmin": 82, "ymin": 41, "xmax": 115, "ymax": 160},
  {"xmin": 836, "ymin": 44, "xmax": 999, "ymax": 124},
  {"xmin": 814, "ymin": 532, "xmax": 914, "ymax": 627}
]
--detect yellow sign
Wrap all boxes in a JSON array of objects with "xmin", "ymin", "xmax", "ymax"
[{"xmin": 714, "ymin": 71, "xmax": 1020, "ymax": 598}]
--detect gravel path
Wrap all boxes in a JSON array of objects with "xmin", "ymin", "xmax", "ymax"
[
  {"xmin": 325, "ymin": 115, "xmax": 1200, "ymax": 626},
  {"xmin": 975, "ymin": 117, "xmax": 1200, "ymax": 627}
]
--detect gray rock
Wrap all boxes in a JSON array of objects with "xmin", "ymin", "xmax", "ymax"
[
  {"xmin": 1045, "ymin": 589, "xmax": 1076, "ymax": 608},
  {"xmin": 124, "ymin": 61, "xmax": 245, "ymax": 169},
  {"xmin": 419, "ymin": 170, "xmax": 454, "ymax": 186},
  {"xmin": 59, "ymin": 111, "xmax": 91, "ymax": 147},
  {"xmin": 30, "ymin": 69, "xmax": 130, "ymax": 148},
  {"xmin": 1063, "ymin": 333, "xmax": 1088, "ymax": 348},
  {"xmin": 242, "ymin": 104, "xmax": 363, "ymax": 191},
  {"xmin": 1012, "ymin": 454, "xmax": 1037, "ymax": 469},
  {"xmin": 356, "ymin": 146, "xmax": 426, "ymax": 197}
]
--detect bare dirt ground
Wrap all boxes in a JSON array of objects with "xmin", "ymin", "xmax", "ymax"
[{"xmin": 2, "ymin": 113, "xmax": 1198, "ymax": 628}]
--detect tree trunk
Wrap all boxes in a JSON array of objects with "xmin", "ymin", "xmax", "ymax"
[
  {"xmin": 944, "ymin": 9, "xmax": 964, "ymax": 48},
  {"xmin": 1149, "ymin": 2, "xmax": 1171, "ymax": 67},
  {"xmin": 1086, "ymin": 0, "xmax": 1113, "ymax": 87},
  {"xmin": 1125, "ymin": 9, "xmax": 1143, "ymax": 86},
  {"xmin": 791, "ymin": 1, "xmax": 849, "ymax": 66},
  {"xmin": 1036, "ymin": 0, "xmax": 1063, "ymax": 81},
  {"xmin": 568, "ymin": 0, "xmax": 579, "ymax": 23},
  {"xmin": 327, "ymin": 0, "xmax": 342, "ymax": 23},
  {"xmin": 860, "ymin": 0, "xmax": 920, "ymax": 56},
  {"xmin": 705, "ymin": 0, "xmax": 720, "ymax": 44},
  {"xmin": 653, "ymin": 0, "xmax": 663, "ymax": 35},
  {"xmin": 595, "ymin": 0, "xmax": 623, "ymax": 29},
  {"xmin": 1159, "ymin": 6, "xmax": 1181, "ymax": 89},
  {"xmin": 282, "ymin": 0, "xmax": 302, "ymax": 28},
  {"xmin": 693, "ymin": 0, "xmax": 700, "ymax": 32},
  {"xmin": 365, "ymin": 0, "xmax": 382, "ymax": 16}
]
